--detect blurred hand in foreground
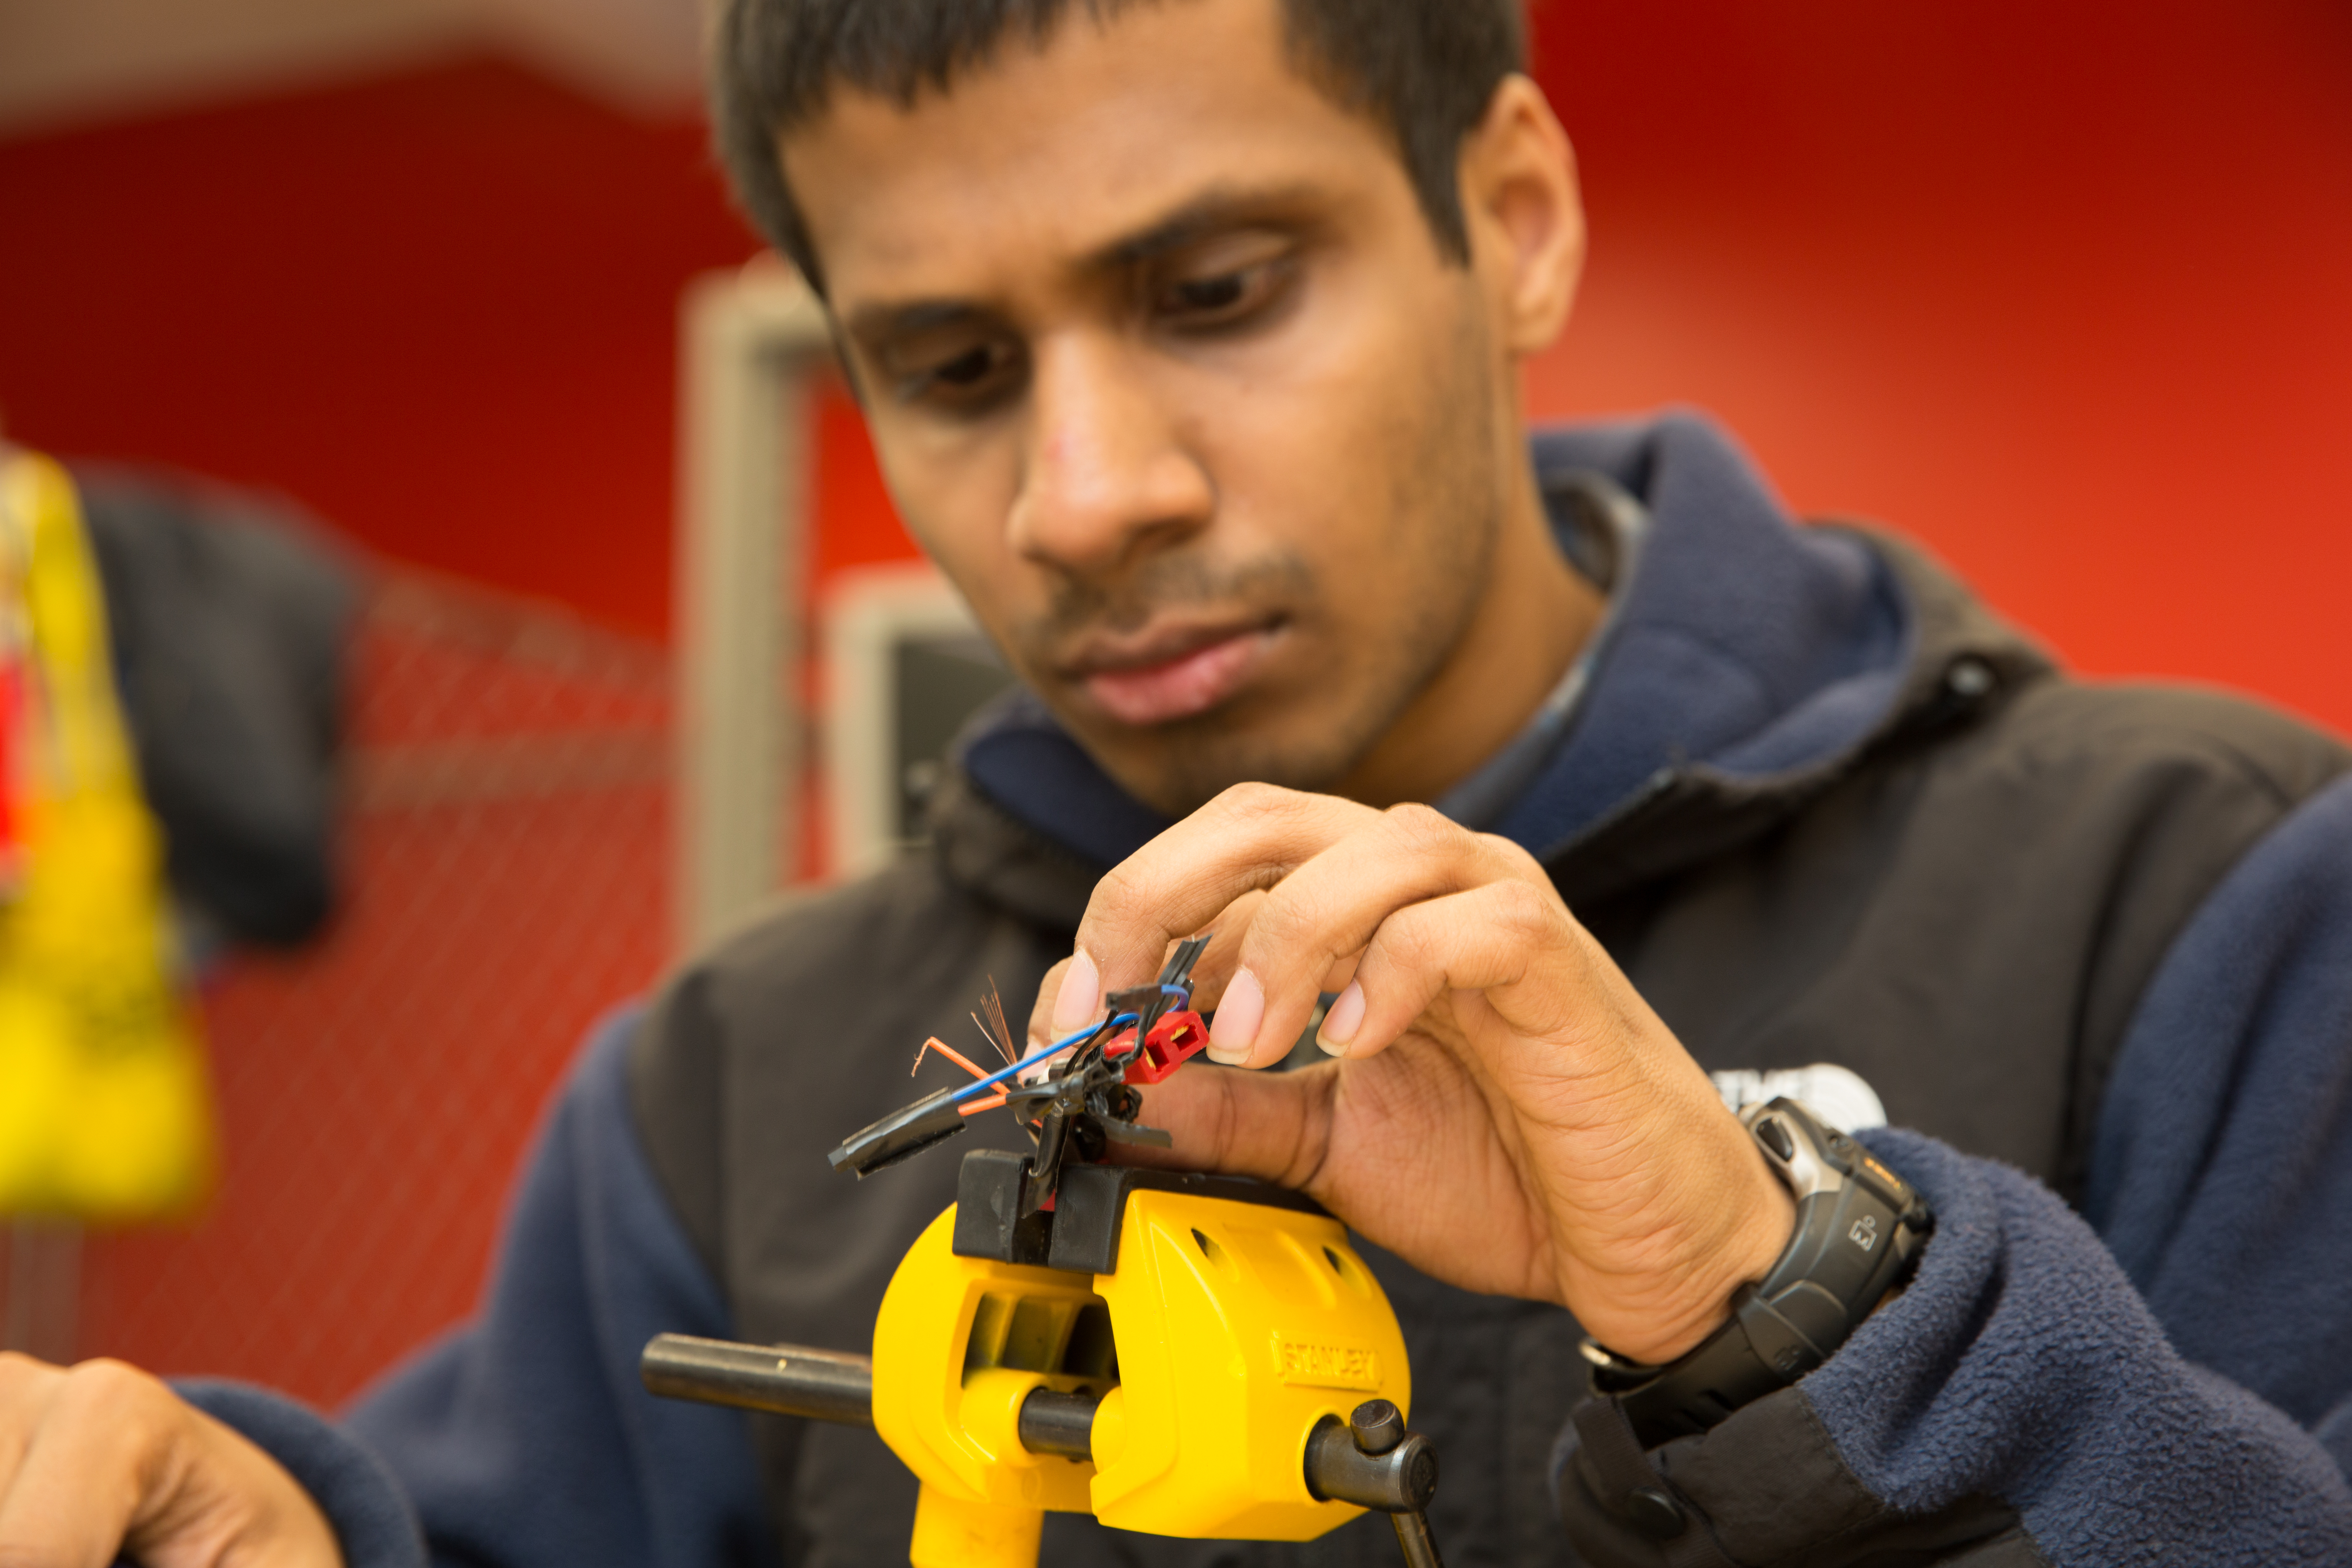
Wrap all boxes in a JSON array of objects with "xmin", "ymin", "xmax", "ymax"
[{"xmin": 0, "ymin": 1352, "xmax": 341, "ymax": 1568}]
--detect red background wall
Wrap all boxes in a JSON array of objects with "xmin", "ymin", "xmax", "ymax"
[
  {"xmin": 0, "ymin": 1, "xmax": 2346, "ymax": 1403},
  {"xmin": 1528, "ymin": 0, "xmax": 2352, "ymax": 731},
  {"xmin": 4, "ymin": 2, "xmax": 2348, "ymax": 717},
  {"xmin": 0, "ymin": 60, "xmax": 759, "ymax": 637}
]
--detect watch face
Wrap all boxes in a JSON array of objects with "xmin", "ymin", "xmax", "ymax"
[{"xmin": 1712, "ymin": 1062, "xmax": 1887, "ymax": 1133}]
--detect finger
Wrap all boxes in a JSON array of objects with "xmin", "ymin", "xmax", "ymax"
[
  {"xmin": 1074, "ymin": 783, "xmax": 1382, "ymax": 1004},
  {"xmin": 0, "ymin": 1359, "xmax": 166, "ymax": 1568},
  {"xmin": 1215, "ymin": 804, "xmax": 1547, "ymax": 1068},
  {"xmin": 126, "ymin": 1396, "xmax": 344, "ymax": 1568},
  {"xmin": 1123, "ymin": 1034, "xmax": 1526, "ymax": 1238},
  {"xmin": 1317, "ymin": 879, "xmax": 1726, "ymax": 1199},
  {"xmin": 1167, "ymin": 887, "xmax": 1270, "ymax": 1015},
  {"xmin": 1029, "ymin": 954, "xmax": 1081, "ymax": 1047},
  {"xmin": 1318, "ymin": 877, "xmax": 1622, "ymax": 1074},
  {"xmin": 1031, "ymin": 889, "xmax": 1273, "ymax": 1046},
  {"xmin": 1120, "ymin": 1053, "xmax": 1339, "ymax": 1191}
]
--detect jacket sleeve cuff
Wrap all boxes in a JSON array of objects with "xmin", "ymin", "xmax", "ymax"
[
  {"xmin": 1552, "ymin": 1131, "xmax": 2031, "ymax": 1564},
  {"xmin": 175, "ymin": 1380, "xmax": 426, "ymax": 1568},
  {"xmin": 1555, "ymin": 1129, "xmax": 2352, "ymax": 1567}
]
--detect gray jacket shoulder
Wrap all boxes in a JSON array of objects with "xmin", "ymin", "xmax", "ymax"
[
  {"xmin": 1987, "ymin": 675, "xmax": 2348, "ymax": 804},
  {"xmin": 1943, "ymin": 675, "xmax": 2348, "ymax": 1084},
  {"xmin": 1883, "ymin": 671, "xmax": 2345, "ymax": 1189},
  {"xmin": 1595, "ymin": 652, "xmax": 2350, "ymax": 1193}
]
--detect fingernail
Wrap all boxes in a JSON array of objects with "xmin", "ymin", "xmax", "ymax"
[
  {"xmin": 1316, "ymin": 981, "xmax": 1365, "ymax": 1056},
  {"xmin": 1207, "ymin": 968, "xmax": 1264, "ymax": 1064},
  {"xmin": 1051, "ymin": 950, "xmax": 1101, "ymax": 1034}
]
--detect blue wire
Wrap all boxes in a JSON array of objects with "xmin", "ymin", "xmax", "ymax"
[{"xmin": 951, "ymin": 1014, "xmax": 1138, "ymax": 1102}]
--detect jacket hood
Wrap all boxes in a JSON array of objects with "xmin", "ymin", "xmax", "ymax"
[{"xmin": 934, "ymin": 410, "xmax": 2051, "ymax": 929}]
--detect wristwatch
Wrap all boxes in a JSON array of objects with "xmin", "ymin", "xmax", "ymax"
[{"xmin": 1581, "ymin": 1097, "xmax": 1933, "ymax": 1449}]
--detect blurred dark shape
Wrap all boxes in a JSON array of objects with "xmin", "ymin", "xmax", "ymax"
[
  {"xmin": 71, "ymin": 467, "xmax": 359, "ymax": 950},
  {"xmin": 894, "ymin": 630, "xmax": 1013, "ymax": 841}
]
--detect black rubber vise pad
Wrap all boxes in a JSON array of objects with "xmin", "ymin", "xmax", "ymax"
[{"xmin": 951, "ymin": 1150, "xmax": 1328, "ymax": 1276}]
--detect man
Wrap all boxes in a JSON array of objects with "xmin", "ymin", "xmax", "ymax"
[{"xmin": 4, "ymin": 1, "xmax": 2350, "ymax": 1564}]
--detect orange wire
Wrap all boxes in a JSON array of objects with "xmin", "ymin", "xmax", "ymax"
[
  {"xmin": 959, "ymin": 1092, "xmax": 1008, "ymax": 1115},
  {"xmin": 913, "ymin": 1036, "xmax": 990, "ymax": 1080}
]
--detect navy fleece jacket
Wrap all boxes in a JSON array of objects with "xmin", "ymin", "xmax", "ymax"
[{"xmin": 186, "ymin": 414, "xmax": 2352, "ymax": 1566}]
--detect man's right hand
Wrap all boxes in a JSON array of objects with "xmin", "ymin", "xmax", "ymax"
[
  {"xmin": 0, "ymin": 1352, "xmax": 342, "ymax": 1568},
  {"xmin": 1024, "ymin": 786, "xmax": 1794, "ymax": 1367}
]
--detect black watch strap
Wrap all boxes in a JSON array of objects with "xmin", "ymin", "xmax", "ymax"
[{"xmin": 1582, "ymin": 1097, "xmax": 1933, "ymax": 1449}]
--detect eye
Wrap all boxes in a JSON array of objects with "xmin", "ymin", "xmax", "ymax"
[
  {"xmin": 1153, "ymin": 254, "xmax": 1294, "ymax": 333},
  {"xmin": 890, "ymin": 333, "xmax": 1024, "ymax": 409},
  {"xmin": 932, "ymin": 343, "xmax": 1001, "ymax": 387},
  {"xmin": 1171, "ymin": 274, "xmax": 1248, "ymax": 314}
]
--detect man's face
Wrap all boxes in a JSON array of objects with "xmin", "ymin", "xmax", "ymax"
[{"xmin": 784, "ymin": 0, "xmax": 1519, "ymax": 815}]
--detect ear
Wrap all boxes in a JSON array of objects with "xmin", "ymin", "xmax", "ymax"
[{"xmin": 1455, "ymin": 75, "xmax": 1587, "ymax": 358}]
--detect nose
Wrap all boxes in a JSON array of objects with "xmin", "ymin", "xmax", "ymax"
[{"xmin": 1005, "ymin": 331, "xmax": 1213, "ymax": 576}]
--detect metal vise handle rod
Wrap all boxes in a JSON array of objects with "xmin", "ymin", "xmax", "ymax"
[
  {"xmin": 641, "ymin": 1332, "xmax": 1442, "ymax": 1561},
  {"xmin": 640, "ymin": 1333, "xmax": 876, "ymax": 1426},
  {"xmin": 640, "ymin": 1333, "xmax": 1091, "ymax": 1457}
]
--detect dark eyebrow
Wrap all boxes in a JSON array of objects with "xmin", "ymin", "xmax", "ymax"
[
  {"xmin": 1093, "ymin": 181, "xmax": 1324, "ymax": 270},
  {"xmin": 841, "ymin": 180, "xmax": 1327, "ymax": 347},
  {"xmin": 843, "ymin": 297, "xmax": 988, "ymax": 350}
]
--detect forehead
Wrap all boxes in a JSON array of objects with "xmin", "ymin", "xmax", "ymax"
[{"xmin": 779, "ymin": 0, "xmax": 1407, "ymax": 306}]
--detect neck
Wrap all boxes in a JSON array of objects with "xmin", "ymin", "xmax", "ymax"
[{"xmin": 1328, "ymin": 461, "xmax": 1603, "ymax": 808}]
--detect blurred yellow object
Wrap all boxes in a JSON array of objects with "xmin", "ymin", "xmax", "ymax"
[{"xmin": 0, "ymin": 450, "xmax": 215, "ymax": 1221}]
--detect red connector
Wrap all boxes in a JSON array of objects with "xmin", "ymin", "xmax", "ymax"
[{"xmin": 1111, "ymin": 1009, "xmax": 1210, "ymax": 1085}]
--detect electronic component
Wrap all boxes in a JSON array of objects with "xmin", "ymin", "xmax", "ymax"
[{"xmin": 829, "ymin": 935, "xmax": 1216, "ymax": 1216}]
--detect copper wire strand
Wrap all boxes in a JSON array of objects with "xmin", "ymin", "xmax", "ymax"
[{"xmin": 978, "ymin": 977, "xmax": 1017, "ymax": 1065}]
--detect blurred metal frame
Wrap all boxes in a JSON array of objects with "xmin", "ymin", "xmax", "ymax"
[
  {"xmin": 673, "ymin": 258, "xmax": 832, "ymax": 954},
  {"xmin": 822, "ymin": 563, "xmax": 984, "ymax": 883}
]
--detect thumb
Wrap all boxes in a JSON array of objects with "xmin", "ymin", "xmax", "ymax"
[
  {"xmin": 1028, "ymin": 951, "xmax": 1098, "ymax": 1049},
  {"xmin": 1120, "ymin": 1058, "xmax": 1338, "ymax": 1191},
  {"xmin": 128, "ymin": 1397, "xmax": 344, "ymax": 1568}
]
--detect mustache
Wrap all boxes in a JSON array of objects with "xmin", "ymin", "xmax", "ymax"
[{"xmin": 1023, "ymin": 549, "xmax": 1319, "ymax": 648}]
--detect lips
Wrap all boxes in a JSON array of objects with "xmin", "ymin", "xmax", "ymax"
[{"xmin": 1073, "ymin": 624, "xmax": 1281, "ymax": 726}]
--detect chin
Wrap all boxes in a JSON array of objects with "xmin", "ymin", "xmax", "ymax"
[{"xmin": 1094, "ymin": 714, "xmax": 1360, "ymax": 819}]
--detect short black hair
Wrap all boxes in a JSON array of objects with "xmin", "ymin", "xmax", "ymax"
[{"xmin": 710, "ymin": 0, "xmax": 1528, "ymax": 294}]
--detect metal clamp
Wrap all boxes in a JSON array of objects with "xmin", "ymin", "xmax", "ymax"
[{"xmin": 1306, "ymin": 1399, "xmax": 1445, "ymax": 1568}]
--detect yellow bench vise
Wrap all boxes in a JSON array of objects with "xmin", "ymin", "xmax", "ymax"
[{"xmin": 643, "ymin": 1153, "xmax": 1444, "ymax": 1567}]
